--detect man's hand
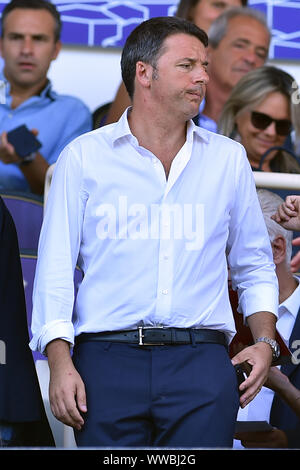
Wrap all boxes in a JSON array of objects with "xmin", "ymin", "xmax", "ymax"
[
  {"xmin": 231, "ymin": 341, "xmax": 272, "ymax": 408},
  {"xmin": 47, "ymin": 339, "xmax": 87, "ymax": 430},
  {"xmin": 271, "ymin": 195, "xmax": 300, "ymax": 232},
  {"xmin": 0, "ymin": 131, "xmax": 22, "ymax": 164},
  {"xmin": 235, "ymin": 429, "xmax": 288, "ymax": 448},
  {"xmin": 1, "ymin": 129, "xmax": 49, "ymax": 194},
  {"xmin": 291, "ymin": 237, "xmax": 300, "ymax": 273}
]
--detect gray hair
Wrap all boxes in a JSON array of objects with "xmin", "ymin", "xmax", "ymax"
[
  {"xmin": 257, "ymin": 189, "xmax": 293, "ymax": 262},
  {"xmin": 208, "ymin": 6, "xmax": 270, "ymax": 49},
  {"xmin": 218, "ymin": 65, "xmax": 297, "ymax": 139}
]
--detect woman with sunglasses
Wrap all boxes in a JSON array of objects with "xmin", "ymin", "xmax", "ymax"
[{"xmin": 218, "ymin": 65, "xmax": 300, "ymax": 173}]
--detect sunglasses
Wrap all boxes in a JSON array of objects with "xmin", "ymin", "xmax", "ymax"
[{"xmin": 250, "ymin": 111, "xmax": 292, "ymax": 136}]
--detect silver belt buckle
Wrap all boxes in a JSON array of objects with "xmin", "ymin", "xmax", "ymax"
[{"xmin": 138, "ymin": 326, "xmax": 165, "ymax": 346}]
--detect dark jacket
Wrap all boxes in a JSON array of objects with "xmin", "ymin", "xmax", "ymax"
[
  {"xmin": 0, "ymin": 196, "xmax": 54, "ymax": 445},
  {"xmin": 270, "ymin": 308, "xmax": 300, "ymax": 448}
]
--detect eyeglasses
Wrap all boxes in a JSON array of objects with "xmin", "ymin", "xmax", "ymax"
[{"xmin": 250, "ymin": 111, "xmax": 292, "ymax": 136}]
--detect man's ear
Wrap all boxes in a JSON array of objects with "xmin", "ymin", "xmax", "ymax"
[
  {"xmin": 135, "ymin": 61, "xmax": 153, "ymax": 90},
  {"xmin": 52, "ymin": 39, "xmax": 62, "ymax": 61},
  {"xmin": 272, "ymin": 235, "xmax": 286, "ymax": 265}
]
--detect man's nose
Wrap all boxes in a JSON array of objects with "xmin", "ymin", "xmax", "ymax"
[
  {"xmin": 21, "ymin": 37, "xmax": 34, "ymax": 54},
  {"xmin": 243, "ymin": 47, "xmax": 263, "ymax": 68},
  {"xmin": 193, "ymin": 67, "xmax": 209, "ymax": 85}
]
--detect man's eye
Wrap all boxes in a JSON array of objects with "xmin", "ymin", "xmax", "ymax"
[
  {"xmin": 212, "ymin": 2, "xmax": 226, "ymax": 10},
  {"xmin": 8, "ymin": 34, "xmax": 23, "ymax": 40},
  {"xmin": 179, "ymin": 63, "xmax": 192, "ymax": 69},
  {"xmin": 233, "ymin": 42, "xmax": 246, "ymax": 49},
  {"xmin": 256, "ymin": 50, "xmax": 268, "ymax": 61}
]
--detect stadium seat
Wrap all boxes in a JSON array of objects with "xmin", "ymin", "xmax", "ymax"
[{"xmin": 0, "ymin": 191, "xmax": 43, "ymax": 251}]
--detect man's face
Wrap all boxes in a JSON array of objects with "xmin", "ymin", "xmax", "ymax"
[
  {"xmin": 208, "ymin": 16, "xmax": 269, "ymax": 92},
  {"xmin": 0, "ymin": 8, "xmax": 61, "ymax": 90},
  {"xmin": 148, "ymin": 33, "xmax": 209, "ymax": 121}
]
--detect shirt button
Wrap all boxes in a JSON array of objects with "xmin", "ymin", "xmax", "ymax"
[{"xmin": 162, "ymin": 289, "xmax": 169, "ymax": 295}]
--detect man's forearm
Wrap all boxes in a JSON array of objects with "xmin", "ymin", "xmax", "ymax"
[
  {"xmin": 247, "ymin": 311, "xmax": 277, "ymax": 341},
  {"xmin": 46, "ymin": 338, "xmax": 73, "ymax": 371}
]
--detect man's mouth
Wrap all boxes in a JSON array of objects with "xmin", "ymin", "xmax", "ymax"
[
  {"xmin": 187, "ymin": 90, "xmax": 204, "ymax": 100},
  {"xmin": 18, "ymin": 62, "xmax": 35, "ymax": 70},
  {"xmin": 233, "ymin": 66, "xmax": 252, "ymax": 74}
]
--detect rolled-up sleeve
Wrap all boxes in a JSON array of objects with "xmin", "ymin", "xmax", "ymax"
[
  {"xmin": 227, "ymin": 146, "xmax": 279, "ymax": 320},
  {"xmin": 30, "ymin": 141, "xmax": 86, "ymax": 354}
]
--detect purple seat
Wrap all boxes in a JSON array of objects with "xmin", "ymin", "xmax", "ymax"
[
  {"xmin": 20, "ymin": 251, "xmax": 83, "ymax": 362},
  {"xmin": 0, "ymin": 191, "xmax": 43, "ymax": 251}
]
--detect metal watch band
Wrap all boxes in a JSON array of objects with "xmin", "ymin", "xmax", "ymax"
[{"xmin": 255, "ymin": 336, "xmax": 280, "ymax": 360}]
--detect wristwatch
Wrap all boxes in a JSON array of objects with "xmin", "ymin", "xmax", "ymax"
[
  {"xmin": 19, "ymin": 151, "xmax": 37, "ymax": 166},
  {"xmin": 255, "ymin": 337, "xmax": 280, "ymax": 361}
]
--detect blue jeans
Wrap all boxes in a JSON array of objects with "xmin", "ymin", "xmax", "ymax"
[{"xmin": 73, "ymin": 341, "xmax": 240, "ymax": 447}]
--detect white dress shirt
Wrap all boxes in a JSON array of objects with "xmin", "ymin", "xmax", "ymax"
[{"xmin": 30, "ymin": 110, "xmax": 278, "ymax": 354}]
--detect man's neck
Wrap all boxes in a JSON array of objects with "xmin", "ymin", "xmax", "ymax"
[
  {"xmin": 203, "ymin": 80, "xmax": 232, "ymax": 123},
  {"xmin": 128, "ymin": 104, "xmax": 187, "ymax": 178},
  {"xmin": 277, "ymin": 265, "xmax": 298, "ymax": 304},
  {"xmin": 6, "ymin": 74, "xmax": 48, "ymax": 109}
]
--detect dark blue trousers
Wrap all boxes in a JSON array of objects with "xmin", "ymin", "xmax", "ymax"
[{"xmin": 72, "ymin": 341, "xmax": 239, "ymax": 447}]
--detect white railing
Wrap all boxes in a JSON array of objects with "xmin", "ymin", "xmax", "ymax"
[{"xmin": 253, "ymin": 171, "xmax": 300, "ymax": 191}]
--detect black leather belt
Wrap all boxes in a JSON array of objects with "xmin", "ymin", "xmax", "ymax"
[{"xmin": 76, "ymin": 327, "xmax": 228, "ymax": 347}]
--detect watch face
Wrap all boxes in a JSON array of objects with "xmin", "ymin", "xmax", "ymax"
[{"xmin": 274, "ymin": 343, "xmax": 280, "ymax": 358}]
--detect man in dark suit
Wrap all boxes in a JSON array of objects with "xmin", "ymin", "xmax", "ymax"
[
  {"xmin": 0, "ymin": 196, "xmax": 54, "ymax": 446},
  {"xmin": 235, "ymin": 189, "xmax": 300, "ymax": 448}
]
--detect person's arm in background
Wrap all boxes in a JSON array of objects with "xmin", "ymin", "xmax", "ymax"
[
  {"xmin": 0, "ymin": 130, "xmax": 49, "ymax": 195},
  {"xmin": 291, "ymin": 237, "xmax": 300, "ymax": 272},
  {"xmin": 272, "ymin": 195, "xmax": 300, "ymax": 231},
  {"xmin": 235, "ymin": 367, "xmax": 300, "ymax": 448},
  {"xmin": 272, "ymin": 195, "xmax": 300, "ymax": 272},
  {"xmin": 264, "ymin": 367, "xmax": 300, "ymax": 419}
]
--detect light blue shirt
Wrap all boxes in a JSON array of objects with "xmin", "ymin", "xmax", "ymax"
[
  {"xmin": 30, "ymin": 110, "xmax": 278, "ymax": 354},
  {"xmin": 195, "ymin": 98, "xmax": 218, "ymax": 133},
  {"xmin": 0, "ymin": 72, "xmax": 92, "ymax": 192}
]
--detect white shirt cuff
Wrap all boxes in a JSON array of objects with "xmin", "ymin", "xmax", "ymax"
[
  {"xmin": 238, "ymin": 283, "xmax": 279, "ymax": 320},
  {"xmin": 29, "ymin": 319, "xmax": 75, "ymax": 355}
]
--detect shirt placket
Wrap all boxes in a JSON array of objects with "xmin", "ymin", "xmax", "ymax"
[{"xmin": 153, "ymin": 134, "xmax": 194, "ymax": 324}]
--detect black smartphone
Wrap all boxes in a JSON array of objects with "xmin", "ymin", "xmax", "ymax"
[
  {"xmin": 7, "ymin": 124, "xmax": 41, "ymax": 158},
  {"xmin": 234, "ymin": 364, "xmax": 247, "ymax": 397}
]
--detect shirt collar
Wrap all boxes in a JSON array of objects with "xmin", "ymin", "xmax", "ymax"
[
  {"xmin": 0, "ymin": 69, "xmax": 55, "ymax": 101},
  {"xmin": 112, "ymin": 107, "xmax": 210, "ymax": 146},
  {"xmin": 279, "ymin": 276, "xmax": 300, "ymax": 320}
]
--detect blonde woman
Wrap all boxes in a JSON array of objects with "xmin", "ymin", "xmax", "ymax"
[{"xmin": 218, "ymin": 65, "xmax": 300, "ymax": 173}]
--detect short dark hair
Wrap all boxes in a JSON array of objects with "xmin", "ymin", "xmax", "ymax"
[
  {"xmin": 121, "ymin": 16, "xmax": 208, "ymax": 100},
  {"xmin": 1, "ymin": 0, "xmax": 62, "ymax": 42},
  {"xmin": 175, "ymin": 0, "xmax": 248, "ymax": 22}
]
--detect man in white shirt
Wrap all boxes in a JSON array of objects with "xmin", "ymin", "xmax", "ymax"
[
  {"xmin": 235, "ymin": 189, "xmax": 300, "ymax": 448},
  {"xmin": 30, "ymin": 16, "xmax": 279, "ymax": 448}
]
